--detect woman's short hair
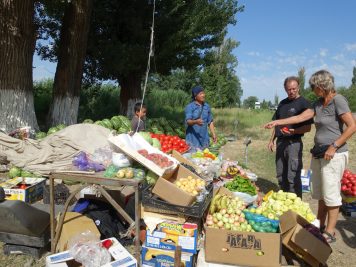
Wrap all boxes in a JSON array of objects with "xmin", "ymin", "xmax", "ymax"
[{"xmin": 309, "ymin": 70, "xmax": 335, "ymax": 93}]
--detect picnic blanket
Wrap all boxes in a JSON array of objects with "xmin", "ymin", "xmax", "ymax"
[{"xmin": 0, "ymin": 124, "xmax": 111, "ymax": 176}]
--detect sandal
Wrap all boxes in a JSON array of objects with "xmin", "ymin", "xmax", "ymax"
[{"xmin": 323, "ymin": 231, "xmax": 336, "ymax": 243}]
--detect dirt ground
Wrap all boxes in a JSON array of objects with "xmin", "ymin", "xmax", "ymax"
[{"xmin": 0, "ymin": 138, "xmax": 355, "ymax": 267}]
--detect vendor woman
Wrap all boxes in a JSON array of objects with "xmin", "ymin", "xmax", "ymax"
[{"xmin": 185, "ymin": 86, "xmax": 217, "ymax": 151}]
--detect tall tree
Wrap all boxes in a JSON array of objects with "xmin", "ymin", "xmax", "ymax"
[
  {"xmin": 0, "ymin": 0, "xmax": 39, "ymax": 132},
  {"xmin": 46, "ymin": 0, "xmax": 93, "ymax": 126},
  {"xmin": 274, "ymin": 94, "xmax": 279, "ymax": 106},
  {"xmin": 298, "ymin": 67, "xmax": 306, "ymax": 95},
  {"xmin": 201, "ymin": 38, "xmax": 243, "ymax": 108},
  {"xmin": 243, "ymin": 96, "xmax": 258, "ymax": 109},
  {"xmin": 84, "ymin": 0, "xmax": 242, "ymax": 115},
  {"xmin": 352, "ymin": 66, "xmax": 356, "ymax": 86}
]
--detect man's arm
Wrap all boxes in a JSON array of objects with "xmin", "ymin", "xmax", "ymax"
[
  {"xmin": 267, "ymin": 128, "xmax": 276, "ymax": 152},
  {"xmin": 289, "ymin": 124, "xmax": 312, "ymax": 135}
]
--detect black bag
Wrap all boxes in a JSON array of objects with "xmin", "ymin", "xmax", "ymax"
[
  {"xmin": 310, "ymin": 144, "xmax": 330, "ymax": 159},
  {"xmin": 80, "ymin": 199, "xmax": 127, "ymax": 240}
]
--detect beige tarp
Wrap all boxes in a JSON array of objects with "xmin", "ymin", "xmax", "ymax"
[{"xmin": 0, "ymin": 124, "xmax": 111, "ymax": 176}]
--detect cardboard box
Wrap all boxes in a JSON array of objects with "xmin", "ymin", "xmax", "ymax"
[
  {"xmin": 46, "ymin": 238, "xmax": 137, "ymax": 267},
  {"xmin": 108, "ymin": 133, "xmax": 178, "ymax": 177},
  {"xmin": 279, "ymin": 210, "xmax": 332, "ymax": 267},
  {"xmin": 152, "ymin": 165, "xmax": 204, "ymax": 206},
  {"xmin": 0, "ymin": 177, "xmax": 46, "ymax": 203},
  {"xmin": 57, "ymin": 212, "xmax": 101, "ymax": 252},
  {"xmin": 141, "ymin": 246, "xmax": 194, "ymax": 267},
  {"xmin": 205, "ymin": 227, "xmax": 281, "ymax": 267},
  {"xmin": 301, "ymin": 169, "xmax": 311, "ymax": 192},
  {"xmin": 171, "ymin": 150, "xmax": 198, "ymax": 169},
  {"xmin": 145, "ymin": 220, "xmax": 198, "ymax": 254},
  {"xmin": 341, "ymin": 192, "xmax": 356, "ymax": 203}
]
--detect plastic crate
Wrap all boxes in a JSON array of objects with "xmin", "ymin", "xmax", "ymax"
[{"xmin": 141, "ymin": 183, "xmax": 213, "ymax": 218}]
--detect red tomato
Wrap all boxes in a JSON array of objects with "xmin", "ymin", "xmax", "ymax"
[{"xmin": 19, "ymin": 184, "xmax": 27, "ymax": 189}]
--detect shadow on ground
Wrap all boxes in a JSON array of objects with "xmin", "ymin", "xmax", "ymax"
[
  {"xmin": 255, "ymin": 177, "xmax": 279, "ymax": 194},
  {"xmin": 336, "ymin": 216, "xmax": 356, "ymax": 249}
]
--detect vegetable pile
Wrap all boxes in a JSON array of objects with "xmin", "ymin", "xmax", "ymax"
[
  {"xmin": 150, "ymin": 133, "xmax": 189, "ymax": 154},
  {"xmin": 224, "ymin": 175, "xmax": 257, "ymax": 196},
  {"xmin": 341, "ymin": 169, "xmax": 356, "ymax": 196}
]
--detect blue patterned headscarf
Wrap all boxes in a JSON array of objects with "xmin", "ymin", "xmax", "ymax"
[{"xmin": 191, "ymin": 86, "xmax": 204, "ymax": 100}]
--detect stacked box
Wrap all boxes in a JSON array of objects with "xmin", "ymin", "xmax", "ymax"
[
  {"xmin": 301, "ymin": 169, "xmax": 311, "ymax": 192},
  {"xmin": 0, "ymin": 177, "xmax": 46, "ymax": 203}
]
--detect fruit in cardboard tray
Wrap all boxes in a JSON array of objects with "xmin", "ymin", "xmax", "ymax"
[
  {"xmin": 206, "ymin": 194, "xmax": 253, "ymax": 232},
  {"xmin": 251, "ymin": 190, "xmax": 316, "ymax": 222},
  {"xmin": 174, "ymin": 176, "xmax": 206, "ymax": 196},
  {"xmin": 137, "ymin": 149, "xmax": 174, "ymax": 168}
]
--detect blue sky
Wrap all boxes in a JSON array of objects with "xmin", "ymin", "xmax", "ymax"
[
  {"xmin": 227, "ymin": 0, "xmax": 356, "ymax": 101},
  {"xmin": 33, "ymin": 0, "xmax": 356, "ymax": 102}
]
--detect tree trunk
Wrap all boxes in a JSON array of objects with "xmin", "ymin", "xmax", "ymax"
[
  {"xmin": 47, "ymin": 0, "xmax": 93, "ymax": 127},
  {"xmin": 119, "ymin": 72, "xmax": 143, "ymax": 118},
  {"xmin": 0, "ymin": 0, "xmax": 39, "ymax": 133}
]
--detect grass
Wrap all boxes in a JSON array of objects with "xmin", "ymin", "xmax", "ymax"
[{"xmin": 216, "ymin": 108, "xmax": 356, "ymax": 183}]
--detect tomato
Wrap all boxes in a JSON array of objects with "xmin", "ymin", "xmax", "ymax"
[{"xmin": 19, "ymin": 184, "xmax": 27, "ymax": 189}]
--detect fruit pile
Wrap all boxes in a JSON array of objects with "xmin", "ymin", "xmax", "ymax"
[
  {"xmin": 115, "ymin": 167, "xmax": 145, "ymax": 179},
  {"xmin": 208, "ymin": 134, "xmax": 227, "ymax": 154},
  {"xmin": 248, "ymin": 190, "xmax": 316, "ymax": 222},
  {"xmin": 8, "ymin": 166, "xmax": 39, "ymax": 178},
  {"xmin": 192, "ymin": 148, "xmax": 217, "ymax": 160},
  {"xmin": 206, "ymin": 194, "xmax": 253, "ymax": 232},
  {"xmin": 150, "ymin": 133, "xmax": 189, "ymax": 154},
  {"xmin": 341, "ymin": 169, "xmax": 356, "ymax": 196},
  {"xmin": 147, "ymin": 118, "xmax": 186, "ymax": 138},
  {"xmin": 138, "ymin": 149, "xmax": 174, "ymax": 168},
  {"xmin": 174, "ymin": 176, "xmax": 206, "ymax": 196}
]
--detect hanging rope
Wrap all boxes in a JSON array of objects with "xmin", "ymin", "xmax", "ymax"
[{"xmin": 135, "ymin": 0, "xmax": 156, "ymax": 133}]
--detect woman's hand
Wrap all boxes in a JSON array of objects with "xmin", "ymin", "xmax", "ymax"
[{"xmin": 324, "ymin": 146, "xmax": 337, "ymax": 161}]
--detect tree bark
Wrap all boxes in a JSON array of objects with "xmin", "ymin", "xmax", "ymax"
[
  {"xmin": 47, "ymin": 0, "xmax": 93, "ymax": 127},
  {"xmin": 0, "ymin": 0, "xmax": 39, "ymax": 132},
  {"xmin": 119, "ymin": 72, "xmax": 143, "ymax": 118}
]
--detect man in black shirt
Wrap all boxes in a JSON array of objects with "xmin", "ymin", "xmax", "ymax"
[{"xmin": 268, "ymin": 76, "xmax": 313, "ymax": 198}]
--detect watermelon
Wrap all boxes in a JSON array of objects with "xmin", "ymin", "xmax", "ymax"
[
  {"xmin": 102, "ymin": 119, "xmax": 113, "ymax": 129},
  {"xmin": 139, "ymin": 132, "xmax": 153, "ymax": 145},
  {"xmin": 152, "ymin": 138, "xmax": 161, "ymax": 150},
  {"xmin": 83, "ymin": 119, "xmax": 94, "ymax": 124},
  {"xmin": 94, "ymin": 120, "xmax": 106, "ymax": 127},
  {"xmin": 9, "ymin": 166, "xmax": 22, "ymax": 178},
  {"xmin": 110, "ymin": 117, "xmax": 122, "ymax": 130}
]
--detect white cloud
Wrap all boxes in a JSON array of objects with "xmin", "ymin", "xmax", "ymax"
[
  {"xmin": 319, "ymin": 48, "xmax": 328, "ymax": 57},
  {"xmin": 345, "ymin": 43, "xmax": 356, "ymax": 52},
  {"xmin": 247, "ymin": 51, "xmax": 260, "ymax": 56},
  {"xmin": 332, "ymin": 53, "xmax": 345, "ymax": 61}
]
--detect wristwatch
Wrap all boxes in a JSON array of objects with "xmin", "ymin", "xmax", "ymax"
[{"xmin": 331, "ymin": 142, "xmax": 340, "ymax": 149}]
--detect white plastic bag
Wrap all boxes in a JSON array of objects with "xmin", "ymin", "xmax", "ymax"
[
  {"xmin": 232, "ymin": 191, "xmax": 258, "ymax": 205},
  {"xmin": 112, "ymin": 152, "xmax": 131, "ymax": 168}
]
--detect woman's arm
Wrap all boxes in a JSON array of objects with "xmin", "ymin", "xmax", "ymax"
[
  {"xmin": 209, "ymin": 122, "xmax": 217, "ymax": 143},
  {"xmin": 333, "ymin": 112, "xmax": 356, "ymax": 148},
  {"xmin": 264, "ymin": 108, "xmax": 315, "ymax": 129},
  {"xmin": 324, "ymin": 112, "xmax": 356, "ymax": 160}
]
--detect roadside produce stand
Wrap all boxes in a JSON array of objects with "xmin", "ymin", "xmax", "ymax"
[{"xmin": 48, "ymin": 171, "xmax": 142, "ymax": 263}]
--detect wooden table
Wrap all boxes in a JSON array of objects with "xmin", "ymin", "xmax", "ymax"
[{"xmin": 48, "ymin": 172, "xmax": 142, "ymax": 263}]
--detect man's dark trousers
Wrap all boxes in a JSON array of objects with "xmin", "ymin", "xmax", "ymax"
[{"xmin": 276, "ymin": 138, "xmax": 303, "ymax": 198}]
